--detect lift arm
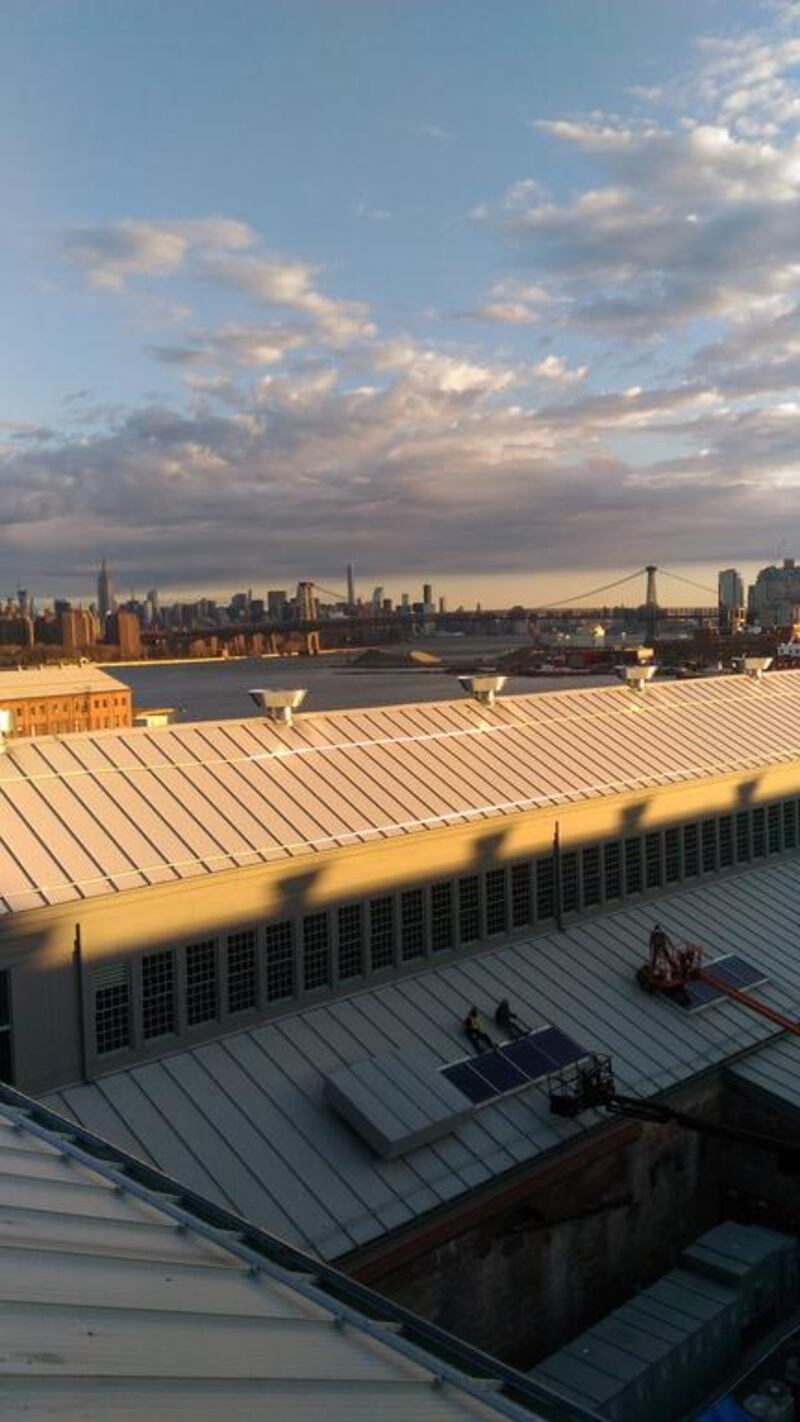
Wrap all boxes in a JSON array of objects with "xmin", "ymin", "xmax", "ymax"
[
  {"xmin": 699, "ymin": 970, "xmax": 800, "ymax": 1037},
  {"xmin": 606, "ymin": 1095, "xmax": 800, "ymax": 1160}
]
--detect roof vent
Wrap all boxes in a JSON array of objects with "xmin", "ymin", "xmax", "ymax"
[
  {"xmin": 616, "ymin": 664, "xmax": 657, "ymax": 692},
  {"xmin": 457, "ymin": 674, "xmax": 507, "ymax": 707},
  {"xmin": 743, "ymin": 656, "xmax": 772, "ymax": 681},
  {"xmin": 0, "ymin": 709, "xmax": 13, "ymax": 752},
  {"xmin": 248, "ymin": 688, "xmax": 307, "ymax": 725}
]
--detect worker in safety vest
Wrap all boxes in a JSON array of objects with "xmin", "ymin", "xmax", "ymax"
[{"xmin": 464, "ymin": 1007, "xmax": 493, "ymax": 1053}]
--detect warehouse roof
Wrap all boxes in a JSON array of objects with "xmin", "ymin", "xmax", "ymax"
[
  {"xmin": 0, "ymin": 1087, "xmax": 562, "ymax": 1421},
  {"xmin": 46, "ymin": 856, "xmax": 800, "ymax": 1262},
  {"xmin": 3, "ymin": 671, "xmax": 800, "ymax": 914},
  {"xmin": 0, "ymin": 662, "xmax": 128, "ymax": 704}
]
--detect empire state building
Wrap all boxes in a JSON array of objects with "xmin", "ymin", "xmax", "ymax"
[{"xmin": 97, "ymin": 559, "xmax": 115, "ymax": 623}]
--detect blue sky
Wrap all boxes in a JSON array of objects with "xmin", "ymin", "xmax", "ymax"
[{"xmin": 1, "ymin": 0, "xmax": 799, "ymax": 605}]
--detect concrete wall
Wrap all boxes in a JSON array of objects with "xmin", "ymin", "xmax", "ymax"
[
  {"xmin": 348, "ymin": 1077, "xmax": 727, "ymax": 1369},
  {"xmin": 720, "ymin": 1076, "xmax": 800, "ymax": 1237}
]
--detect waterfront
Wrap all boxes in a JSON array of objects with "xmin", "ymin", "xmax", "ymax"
[{"xmin": 111, "ymin": 637, "xmax": 617, "ymax": 721}]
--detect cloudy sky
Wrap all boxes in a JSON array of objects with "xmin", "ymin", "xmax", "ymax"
[{"xmin": 2, "ymin": 0, "xmax": 800, "ymax": 607}]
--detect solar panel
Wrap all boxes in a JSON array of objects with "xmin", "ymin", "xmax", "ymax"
[
  {"xmin": 535, "ymin": 1026, "xmax": 586, "ymax": 1069},
  {"xmin": 470, "ymin": 1050, "xmax": 529, "ymax": 1093},
  {"xmin": 683, "ymin": 979, "xmax": 724, "ymax": 1012},
  {"xmin": 680, "ymin": 953, "xmax": 767, "ymax": 1012},
  {"xmin": 709, "ymin": 954, "xmax": 767, "ymax": 990},
  {"xmin": 442, "ymin": 1059, "xmax": 499, "ymax": 1104},
  {"xmin": 501, "ymin": 1037, "xmax": 553, "ymax": 1080},
  {"xmin": 443, "ymin": 1024, "xmax": 589, "ymax": 1106}
]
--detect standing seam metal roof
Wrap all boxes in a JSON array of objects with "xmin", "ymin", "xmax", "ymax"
[
  {"xmin": 4, "ymin": 673, "xmax": 800, "ymax": 913},
  {"xmin": 0, "ymin": 1091, "xmax": 564, "ymax": 1421},
  {"xmin": 46, "ymin": 856, "xmax": 800, "ymax": 1263}
]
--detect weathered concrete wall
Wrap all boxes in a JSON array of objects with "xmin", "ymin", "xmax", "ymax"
[
  {"xmin": 351, "ymin": 1077, "xmax": 726, "ymax": 1369},
  {"xmin": 719, "ymin": 1076, "xmax": 800, "ymax": 1236}
]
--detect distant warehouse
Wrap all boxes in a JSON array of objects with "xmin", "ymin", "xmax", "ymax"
[
  {"xmin": 1, "ymin": 670, "xmax": 800, "ymax": 1090},
  {"xmin": 0, "ymin": 662, "xmax": 132, "ymax": 739}
]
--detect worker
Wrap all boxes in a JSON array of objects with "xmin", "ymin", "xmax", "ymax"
[
  {"xmin": 649, "ymin": 923, "xmax": 673, "ymax": 978},
  {"xmin": 676, "ymin": 942, "xmax": 702, "ymax": 978},
  {"xmin": 495, "ymin": 999, "xmax": 526, "ymax": 1040},
  {"xmin": 464, "ymin": 1006, "xmax": 493, "ymax": 1053}
]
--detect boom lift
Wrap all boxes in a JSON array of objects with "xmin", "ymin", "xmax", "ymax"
[
  {"xmin": 636, "ymin": 927, "xmax": 800, "ymax": 1037},
  {"xmin": 548, "ymin": 929, "xmax": 800, "ymax": 1160}
]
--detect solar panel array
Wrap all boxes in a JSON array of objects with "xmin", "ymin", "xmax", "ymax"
[
  {"xmin": 682, "ymin": 953, "xmax": 767, "ymax": 1013},
  {"xmin": 442, "ymin": 1026, "xmax": 587, "ymax": 1105}
]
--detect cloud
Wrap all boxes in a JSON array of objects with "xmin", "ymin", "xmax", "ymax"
[
  {"xmin": 355, "ymin": 202, "xmax": 391, "ymax": 222},
  {"xmin": 15, "ymin": 7, "xmax": 800, "ymax": 586},
  {"xmin": 150, "ymin": 324, "xmax": 308, "ymax": 369},
  {"xmin": 61, "ymin": 217, "xmax": 254, "ymax": 291},
  {"xmin": 203, "ymin": 253, "xmax": 376, "ymax": 346},
  {"xmin": 463, "ymin": 279, "xmax": 555, "ymax": 326},
  {"xmin": 2, "ymin": 337, "xmax": 796, "ymax": 584},
  {"xmin": 529, "ymin": 355, "xmax": 588, "ymax": 385},
  {"xmin": 408, "ymin": 122, "xmax": 455, "ymax": 142},
  {"xmin": 468, "ymin": 12, "xmax": 800, "ymax": 341},
  {"xmin": 59, "ymin": 217, "xmax": 374, "ymax": 348}
]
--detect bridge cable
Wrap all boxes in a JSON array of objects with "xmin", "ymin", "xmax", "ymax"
[
  {"xmin": 539, "ymin": 568, "xmax": 647, "ymax": 610},
  {"xmin": 658, "ymin": 568, "xmax": 717, "ymax": 597}
]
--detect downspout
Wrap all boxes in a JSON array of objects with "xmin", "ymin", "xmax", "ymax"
[
  {"xmin": 553, "ymin": 820, "xmax": 564, "ymax": 932},
  {"xmin": 73, "ymin": 923, "xmax": 89, "ymax": 1083}
]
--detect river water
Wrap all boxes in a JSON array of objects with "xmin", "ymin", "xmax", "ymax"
[{"xmin": 111, "ymin": 637, "xmax": 616, "ymax": 722}]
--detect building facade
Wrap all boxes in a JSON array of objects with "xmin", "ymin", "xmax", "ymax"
[
  {"xmin": 0, "ymin": 664, "xmax": 133, "ymax": 739},
  {"xmin": 749, "ymin": 557, "xmax": 800, "ymax": 627},
  {"xmin": 0, "ymin": 671, "xmax": 799, "ymax": 1095}
]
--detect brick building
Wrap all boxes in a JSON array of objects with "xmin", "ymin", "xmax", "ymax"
[{"xmin": 0, "ymin": 663, "xmax": 133, "ymax": 738}]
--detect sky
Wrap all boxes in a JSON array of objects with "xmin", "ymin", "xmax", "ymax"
[{"xmin": 2, "ymin": 0, "xmax": 800, "ymax": 607}]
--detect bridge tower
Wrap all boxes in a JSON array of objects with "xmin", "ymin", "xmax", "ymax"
[{"xmin": 644, "ymin": 565, "xmax": 659, "ymax": 647}]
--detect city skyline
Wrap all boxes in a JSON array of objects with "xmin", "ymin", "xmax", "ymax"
[
  {"xmin": 0, "ymin": 557, "xmax": 794, "ymax": 614},
  {"xmin": 2, "ymin": 3, "xmax": 800, "ymax": 594}
]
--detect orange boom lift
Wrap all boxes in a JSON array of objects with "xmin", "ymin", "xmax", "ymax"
[{"xmin": 636, "ymin": 928, "xmax": 800, "ymax": 1036}]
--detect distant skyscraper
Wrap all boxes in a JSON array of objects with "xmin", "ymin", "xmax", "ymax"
[
  {"xmin": 97, "ymin": 559, "xmax": 115, "ymax": 623},
  {"xmin": 108, "ymin": 609, "xmax": 142, "ymax": 659},
  {"xmin": 718, "ymin": 568, "xmax": 744, "ymax": 610},
  {"xmin": 748, "ymin": 559, "xmax": 800, "ymax": 628},
  {"xmin": 718, "ymin": 568, "xmax": 746, "ymax": 634},
  {"xmin": 423, "ymin": 583, "xmax": 433, "ymax": 608},
  {"xmin": 347, "ymin": 563, "xmax": 356, "ymax": 610},
  {"xmin": 267, "ymin": 589, "xmax": 288, "ymax": 620},
  {"xmin": 371, "ymin": 586, "xmax": 383, "ymax": 611}
]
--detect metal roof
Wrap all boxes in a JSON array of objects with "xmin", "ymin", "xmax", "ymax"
[
  {"xmin": 0, "ymin": 1088, "xmax": 567, "ymax": 1421},
  {"xmin": 0, "ymin": 662, "xmax": 128, "ymax": 702},
  {"xmin": 727, "ymin": 1033, "xmax": 800, "ymax": 1115},
  {"xmin": 3, "ymin": 672, "xmax": 800, "ymax": 914},
  {"xmin": 46, "ymin": 856, "xmax": 800, "ymax": 1263}
]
